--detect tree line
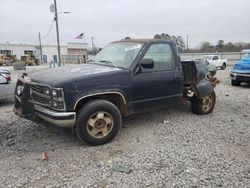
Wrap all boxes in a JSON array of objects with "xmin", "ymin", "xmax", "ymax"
[
  {"xmin": 152, "ymin": 33, "xmax": 250, "ymax": 53},
  {"xmin": 153, "ymin": 33, "xmax": 185, "ymax": 52},
  {"xmin": 198, "ymin": 40, "xmax": 250, "ymax": 53}
]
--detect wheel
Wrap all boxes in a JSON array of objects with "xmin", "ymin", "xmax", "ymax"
[
  {"xmin": 191, "ymin": 91, "xmax": 216, "ymax": 115},
  {"xmin": 221, "ymin": 63, "xmax": 226, "ymax": 70},
  {"xmin": 231, "ymin": 80, "xmax": 241, "ymax": 86},
  {"xmin": 75, "ymin": 99, "xmax": 122, "ymax": 145}
]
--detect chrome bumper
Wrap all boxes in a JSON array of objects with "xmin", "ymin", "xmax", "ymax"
[
  {"xmin": 34, "ymin": 105, "xmax": 76, "ymax": 128},
  {"xmin": 230, "ymin": 72, "xmax": 250, "ymax": 81}
]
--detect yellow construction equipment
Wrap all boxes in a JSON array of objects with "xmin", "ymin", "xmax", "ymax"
[
  {"xmin": 21, "ymin": 54, "xmax": 36, "ymax": 65},
  {"xmin": 0, "ymin": 54, "xmax": 4, "ymax": 66},
  {"xmin": 0, "ymin": 52, "xmax": 18, "ymax": 66},
  {"xmin": 21, "ymin": 51, "xmax": 39, "ymax": 66}
]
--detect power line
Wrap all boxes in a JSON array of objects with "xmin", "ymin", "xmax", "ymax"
[{"xmin": 43, "ymin": 19, "xmax": 55, "ymax": 38}]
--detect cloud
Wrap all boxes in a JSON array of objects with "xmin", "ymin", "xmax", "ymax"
[{"xmin": 0, "ymin": 0, "xmax": 249, "ymax": 47}]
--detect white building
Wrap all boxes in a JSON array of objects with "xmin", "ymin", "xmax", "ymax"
[{"xmin": 0, "ymin": 42, "xmax": 89, "ymax": 63}]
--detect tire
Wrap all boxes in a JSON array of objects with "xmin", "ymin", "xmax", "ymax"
[
  {"xmin": 231, "ymin": 80, "xmax": 241, "ymax": 86},
  {"xmin": 75, "ymin": 99, "xmax": 122, "ymax": 145},
  {"xmin": 221, "ymin": 63, "xmax": 226, "ymax": 70},
  {"xmin": 191, "ymin": 91, "xmax": 216, "ymax": 115}
]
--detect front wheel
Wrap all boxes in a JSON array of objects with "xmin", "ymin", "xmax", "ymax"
[
  {"xmin": 75, "ymin": 99, "xmax": 122, "ymax": 145},
  {"xmin": 191, "ymin": 91, "xmax": 216, "ymax": 115}
]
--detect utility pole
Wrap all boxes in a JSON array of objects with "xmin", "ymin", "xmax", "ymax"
[
  {"xmin": 54, "ymin": 0, "xmax": 61, "ymax": 66},
  {"xmin": 186, "ymin": 35, "xmax": 189, "ymax": 51},
  {"xmin": 91, "ymin": 37, "xmax": 95, "ymax": 55},
  {"xmin": 39, "ymin": 32, "xmax": 43, "ymax": 64}
]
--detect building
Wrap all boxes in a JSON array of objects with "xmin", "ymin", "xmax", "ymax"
[
  {"xmin": 0, "ymin": 42, "xmax": 89, "ymax": 64},
  {"xmin": 62, "ymin": 42, "xmax": 89, "ymax": 64}
]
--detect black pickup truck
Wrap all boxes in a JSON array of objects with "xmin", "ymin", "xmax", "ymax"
[{"xmin": 14, "ymin": 39, "xmax": 216, "ymax": 145}]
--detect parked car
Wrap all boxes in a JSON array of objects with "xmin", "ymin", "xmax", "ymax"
[
  {"xmin": 14, "ymin": 39, "xmax": 217, "ymax": 145},
  {"xmin": 0, "ymin": 68, "xmax": 11, "ymax": 84},
  {"xmin": 203, "ymin": 55, "xmax": 227, "ymax": 70},
  {"xmin": 230, "ymin": 54, "xmax": 250, "ymax": 86}
]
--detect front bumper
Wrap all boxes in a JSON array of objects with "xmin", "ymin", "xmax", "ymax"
[
  {"xmin": 14, "ymin": 104, "xmax": 76, "ymax": 128},
  {"xmin": 230, "ymin": 72, "xmax": 250, "ymax": 82},
  {"xmin": 14, "ymin": 78, "xmax": 76, "ymax": 128},
  {"xmin": 34, "ymin": 105, "xmax": 76, "ymax": 128}
]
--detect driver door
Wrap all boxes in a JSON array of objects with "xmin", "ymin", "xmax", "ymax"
[{"xmin": 131, "ymin": 43, "xmax": 183, "ymax": 110}]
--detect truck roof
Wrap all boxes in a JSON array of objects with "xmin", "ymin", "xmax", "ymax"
[{"xmin": 112, "ymin": 39, "xmax": 172, "ymax": 43}]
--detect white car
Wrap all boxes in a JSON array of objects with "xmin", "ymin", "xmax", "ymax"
[
  {"xmin": 0, "ymin": 68, "xmax": 11, "ymax": 84},
  {"xmin": 203, "ymin": 55, "xmax": 227, "ymax": 70}
]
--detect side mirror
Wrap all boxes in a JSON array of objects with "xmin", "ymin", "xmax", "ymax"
[{"xmin": 140, "ymin": 58, "xmax": 154, "ymax": 69}]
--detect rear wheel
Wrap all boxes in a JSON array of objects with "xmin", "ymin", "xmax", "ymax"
[
  {"xmin": 221, "ymin": 63, "xmax": 226, "ymax": 70},
  {"xmin": 231, "ymin": 80, "xmax": 241, "ymax": 86},
  {"xmin": 75, "ymin": 99, "xmax": 122, "ymax": 145},
  {"xmin": 191, "ymin": 91, "xmax": 216, "ymax": 115}
]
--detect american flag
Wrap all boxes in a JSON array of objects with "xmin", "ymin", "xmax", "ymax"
[{"xmin": 75, "ymin": 32, "xmax": 84, "ymax": 39}]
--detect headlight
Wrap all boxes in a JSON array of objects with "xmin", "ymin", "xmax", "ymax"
[
  {"xmin": 52, "ymin": 88, "xmax": 63, "ymax": 98},
  {"xmin": 30, "ymin": 84, "xmax": 65, "ymax": 111},
  {"xmin": 52, "ymin": 101, "xmax": 58, "ymax": 107},
  {"xmin": 51, "ymin": 88, "xmax": 65, "ymax": 110},
  {"xmin": 52, "ymin": 90, "xmax": 57, "ymax": 97},
  {"xmin": 52, "ymin": 101, "xmax": 64, "ymax": 108},
  {"xmin": 16, "ymin": 85, "xmax": 24, "ymax": 96},
  {"xmin": 43, "ymin": 87, "xmax": 50, "ymax": 95}
]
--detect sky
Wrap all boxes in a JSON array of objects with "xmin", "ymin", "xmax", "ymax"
[{"xmin": 0, "ymin": 0, "xmax": 249, "ymax": 48}]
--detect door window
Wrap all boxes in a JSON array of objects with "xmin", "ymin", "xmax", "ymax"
[
  {"xmin": 142, "ymin": 44, "xmax": 174, "ymax": 72},
  {"xmin": 213, "ymin": 56, "xmax": 219, "ymax": 60}
]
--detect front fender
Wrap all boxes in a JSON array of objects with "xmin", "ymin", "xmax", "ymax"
[
  {"xmin": 71, "ymin": 88, "xmax": 129, "ymax": 111},
  {"xmin": 193, "ymin": 79, "xmax": 214, "ymax": 99}
]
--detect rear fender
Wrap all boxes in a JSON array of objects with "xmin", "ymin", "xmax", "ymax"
[{"xmin": 192, "ymin": 79, "xmax": 214, "ymax": 99}]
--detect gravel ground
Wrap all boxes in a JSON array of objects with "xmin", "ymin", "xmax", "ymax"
[{"xmin": 0, "ymin": 66, "xmax": 249, "ymax": 188}]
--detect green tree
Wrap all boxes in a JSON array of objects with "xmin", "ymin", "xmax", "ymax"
[
  {"xmin": 153, "ymin": 33, "xmax": 185, "ymax": 52},
  {"xmin": 176, "ymin": 36, "xmax": 185, "ymax": 52},
  {"xmin": 154, "ymin": 34, "xmax": 161, "ymax": 39},
  {"xmin": 217, "ymin": 40, "xmax": 224, "ymax": 47},
  {"xmin": 200, "ymin": 42, "xmax": 214, "ymax": 53},
  {"xmin": 216, "ymin": 40, "xmax": 224, "ymax": 52}
]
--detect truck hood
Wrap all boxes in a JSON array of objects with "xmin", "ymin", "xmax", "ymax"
[
  {"xmin": 232, "ymin": 55, "xmax": 250, "ymax": 73},
  {"xmin": 30, "ymin": 64, "xmax": 122, "ymax": 86}
]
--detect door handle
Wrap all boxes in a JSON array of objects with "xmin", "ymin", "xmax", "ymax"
[{"xmin": 173, "ymin": 76, "xmax": 181, "ymax": 83}]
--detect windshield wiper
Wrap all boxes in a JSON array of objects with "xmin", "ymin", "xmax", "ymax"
[{"xmin": 99, "ymin": 60, "xmax": 118, "ymax": 68}]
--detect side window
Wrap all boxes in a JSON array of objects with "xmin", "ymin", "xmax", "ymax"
[
  {"xmin": 142, "ymin": 44, "xmax": 174, "ymax": 72},
  {"xmin": 213, "ymin": 56, "xmax": 219, "ymax": 60}
]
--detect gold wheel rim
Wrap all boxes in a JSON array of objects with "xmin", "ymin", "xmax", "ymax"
[
  {"xmin": 202, "ymin": 95, "xmax": 213, "ymax": 113},
  {"xmin": 86, "ymin": 111, "xmax": 113, "ymax": 138}
]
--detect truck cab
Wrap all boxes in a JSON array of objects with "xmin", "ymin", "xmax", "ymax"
[
  {"xmin": 203, "ymin": 55, "xmax": 227, "ymax": 70},
  {"xmin": 14, "ymin": 39, "xmax": 216, "ymax": 145}
]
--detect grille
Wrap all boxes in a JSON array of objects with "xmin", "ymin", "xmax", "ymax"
[
  {"xmin": 32, "ymin": 93, "xmax": 51, "ymax": 104},
  {"xmin": 30, "ymin": 85, "xmax": 43, "ymax": 93},
  {"xmin": 237, "ymin": 76, "xmax": 250, "ymax": 82},
  {"xmin": 30, "ymin": 84, "xmax": 51, "ymax": 106}
]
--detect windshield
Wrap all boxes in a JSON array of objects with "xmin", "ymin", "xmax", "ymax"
[
  {"xmin": 203, "ymin": 55, "xmax": 212, "ymax": 60},
  {"xmin": 93, "ymin": 42, "xmax": 144, "ymax": 69}
]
